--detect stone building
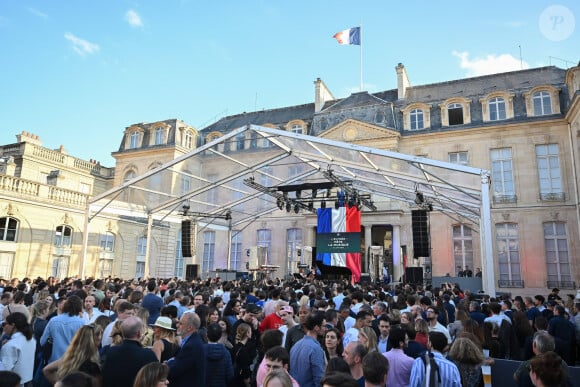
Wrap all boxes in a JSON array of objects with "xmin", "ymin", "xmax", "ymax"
[{"xmin": 1, "ymin": 63, "xmax": 579, "ymax": 296}]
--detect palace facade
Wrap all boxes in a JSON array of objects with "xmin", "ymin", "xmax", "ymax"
[{"xmin": 1, "ymin": 63, "xmax": 579, "ymax": 296}]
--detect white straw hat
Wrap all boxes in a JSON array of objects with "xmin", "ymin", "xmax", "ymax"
[{"xmin": 152, "ymin": 316, "xmax": 175, "ymax": 331}]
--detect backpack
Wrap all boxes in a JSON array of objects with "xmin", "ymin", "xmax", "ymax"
[{"xmin": 421, "ymin": 352, "xmax": 441, "ymax": 387}]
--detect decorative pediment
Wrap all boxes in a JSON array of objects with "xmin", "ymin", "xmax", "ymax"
[{"xmin": 318, "ymin": 119, "xmax": 400, "ymax": 143}]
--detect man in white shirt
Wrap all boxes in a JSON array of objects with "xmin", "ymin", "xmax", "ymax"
[
  {"xmin": 82, "ymin": 295, "xmax": 103, "ymax": 323},
  {"xmin": 426, "ymin": 306, "xmax": 452, "ymax": 344}
]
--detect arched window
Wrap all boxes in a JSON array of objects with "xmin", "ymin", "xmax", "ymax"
[
  {"xmin": 533, "ymin": 91, "xmax": 552, "ymax": 116},
  {"xmin": 447, "ymin": 103, "xmax": 464, "ymax": 125},
  {"xmin": 410, "ymin": 109, "xmax": 424, "ymax": 130},
  {"xmin": 488, "ymin": 97, "xmax": 506, "ymax": 121},
  {"xmin": 54, "ymin": 225, "xmax": 72, "ymax": 247},
  {"xmin": 0, "ymin": 217, "xmax": 18, "ymax": 241},
  {"xmin": 291, "ymin": 124, "xmax": 303, "ymax": 134}
]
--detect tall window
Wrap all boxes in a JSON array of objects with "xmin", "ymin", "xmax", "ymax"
[
  {"xmin": 448, "ymin": 103, "xmax": 464, "ymax": 125},
  {"xmin": 0, "ymin": 217, "xmax": 18, "ymax": 241},
  {"xmin": 0, "ymin": 252, "xmax": 14, "ymax": 279},
  {"xmin": 100, "ymin": 232, "xmax": 115, "ymax": 252},
  {"xmin": 52, "ymin": 257, "xmax": 69, "ymax": 279},
  {"xmin": 490, "ymin": 148, "xmax": 515, "ymax": 199},
  {"xmin": 174, "ymin": 229, "xmax": 184, "ymax": 278},
  {"xmin": 184, "ymin": 131, "xmax": 194, "ymax": 149},
  {"xmin": 99, "ymin": 259, "xmax": 113, "ymax": 278},
  {"xmin": 544, "ymin": 222, "xmax": 572, "ymax": 287},
  {"xmin": 130, "ymin": 131, "xmax": 140, "ymax": 149},
  {"xmin": 230, "ymin": 232, "xmax": 243, "ymax": 271},
  {"xmin": 202, "ymin": 231, "xmax": 216, "ymax": 274},
  {"xmin": 536, "ymin": 144, "xmax": 562, "ymax": 199},
  {"xmin": 257, "ymin": 229, "xmax": 272, "ymax": 264},
  {"xmin": 410, "ymin": 109, "xmax": 424, "ymax": 130},
  {"xmin": 54, "ymin": 225, "xmax": 72, "ymax": 247},
  {"xmin": 181, "ymin": 175, "xmax": 191, "ymax": 195},
  {"xmin": 496, "ymin": 223, "xmax": 522, "ymax": 286},
  {"xmin": 533, "ymin": 91, "xmax": 552, "ymax": 116},
  {"xmin": 449, "ymin": 151, "xmax": 468, "ymax": 166},
  {"xmin": 123, "ymin": 171, "xmax": 136, "ymax": 202},
  {"xmin": 137, "ymin": 236, "xmax": 147, "ymax": 257},
  {"xmin": 154, "ymin": 127, "xmax": 164, "ymax": 145},
  {"xmin": 286, "ymin": 228, "xmax": 303, "ymax": 273},
  {"xmin": 136, "ymin": 236, "xmax": 147, "ymax": 279},
  {"xmin": 489, "ymin": 97, "xmax": 506, "ymax": 121},
  {"xmin": 452, "ymin": 225, "xmax": 473, "ymax": 271},
  {"xmin": 291, "ymin": 124, "xmax": 303, "ymax": 134}
]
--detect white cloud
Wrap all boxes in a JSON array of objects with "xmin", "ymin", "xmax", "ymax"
[
  {"xmin": 125, "ymin": 10, "xmax": 143, "ymax": 28},
  {"xmin": 28, "ymin": 8, "xmax": 48, "ymax": 18},
  {"xmin": 64, "ymin": 33, "xmax": 100, "ymax": 56},
  {"xmin": 452, "ymin": 51, "xmax": 530, "ymax": 77}
]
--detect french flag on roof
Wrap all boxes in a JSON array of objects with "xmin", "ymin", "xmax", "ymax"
[{"xmin": 333, "ymin": 26, "xmax": 361, "ymax": 45}]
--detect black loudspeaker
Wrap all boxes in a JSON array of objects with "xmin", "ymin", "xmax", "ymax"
[
  {"xmin": 181, "ymin": 220, "xmax": 194, "ymax": 257},
  {"xmin": 185, "ymin": 264, "xmax": 198, "ymax": 281},
  {"xmin": 411, "ymin": 210, "xmax": 429, "ymax": 258},
  {"xmin": 405, "ymin": 267, "xmax": 423, "ymax": 284}
]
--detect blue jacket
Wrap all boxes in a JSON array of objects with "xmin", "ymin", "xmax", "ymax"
[
  {"xmin": 205, "ymin": 343, "xmax": 234, "ymax": 387},
  {"xmin": 168, "ymin": 332, "xmax": 207, "ymax": 387}
]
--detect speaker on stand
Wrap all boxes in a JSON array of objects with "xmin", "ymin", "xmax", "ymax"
[
  {"xmin": 411, "ymin": 210, "xmax": 430, "ymax": 258},
  {"xmin": 181, "ymin": 220, "xmax": 194, "ymax": 258}
]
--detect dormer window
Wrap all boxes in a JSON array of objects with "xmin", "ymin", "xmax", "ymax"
[
  {"xmin": 448, "ymin": 103, "xmax": 464, "ymax": 125},
  {"xmin": 291, "ymin": 124, "xmax": 303, "ymax": 134},
  {"xmin": 533, "ymin": 91, "xmax": 552, "ymax": 116},
  {"xmin": 488, "ymin": 97, "xmax": 506, "ymax": 121},
  {"xmin": 184, "ymin": 131, "xmax": 194, "ymax": 149},
  {"xmin": 401, "ymin": 103, "xmax": 430, "ymax": 131},
  {"xmin": 439, "ymin": 97, "xmax": 471, "ymax": 127},
  {"xmin": 130, "ymin": 131, "xmax": 140, "ymax": 149},
  {"xmin": 154, "ymin": 127, "xmax": 164, "ymax": 145},
  {"xmin": 410, "ymin": 109, "xmax": 424, "ymax": 130},
  {"xmin": 523, "ymin": 86, "xmax": 560, "ymax": 117}
]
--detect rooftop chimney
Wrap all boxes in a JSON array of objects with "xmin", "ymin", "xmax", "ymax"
[
  {"xmin": 396, "ymin": 63, "xmax": 411, "ymax": 100},
  {"xmin": 314, "ymin": 78, "xmax": 335, "ymax": 113}
]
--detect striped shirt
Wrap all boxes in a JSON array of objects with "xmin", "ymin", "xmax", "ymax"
[{"xmin": 409, "ymin": 351, "xmax": 461, "ymax": 387}]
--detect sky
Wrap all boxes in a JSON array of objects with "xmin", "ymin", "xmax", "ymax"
[{"xmin": 0, "ymin": 1, "xmax": 578, "ymax": 167}]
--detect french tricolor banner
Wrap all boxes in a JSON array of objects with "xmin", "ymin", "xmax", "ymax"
[
  {"xmin": 333, "ymin": 26, "xmax": 361, "ymax": 45},
  {"xmin": 316, "ymin": 206, "xmax": 361, "ymax": 282}
]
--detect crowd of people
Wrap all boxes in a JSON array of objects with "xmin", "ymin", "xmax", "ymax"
[{"xmin": 0, "ymin": 274, "xmax": 577, "ymax": 387}]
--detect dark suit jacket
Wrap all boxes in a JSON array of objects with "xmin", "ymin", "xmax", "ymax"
[
  {"xmin": 101, "ymin": 340, "xmax": 157, "ymax": 387},
  {"xmin": 168, "ymin": 332, "xmax": 207, "ymax": 387}
]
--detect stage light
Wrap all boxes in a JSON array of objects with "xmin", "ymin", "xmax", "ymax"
[
  {"xmin": 415, "ymin": 191, "xmax": 425, "ymax": 204},
  {"xmin": 294, "ymin": 203, "xmax": 300, "ymax": 214},
  {"xmin": 276, "ymin": 197, "xmax": 284, "ymax": 210},
  {"xmin": 225, "ymin": 211, "xmax": 232, "ymax": 221},
  {"xmin": 286, "ymin": 201, "xmax": 291, "ymax": 212}
]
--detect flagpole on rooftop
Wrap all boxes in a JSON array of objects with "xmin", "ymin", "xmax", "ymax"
[{"xmin": 359, "ymin": 23, "xmax": 363, "ymax": 92}]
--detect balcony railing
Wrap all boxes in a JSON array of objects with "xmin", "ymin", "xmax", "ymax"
[
  {"xmin": 0, "ymin": 174, "xmax": 88, "ymax": 208},
  {"xmin": 547, "ymin": 280, "xmax": 575, "ymax": 289},
  {"xmin": 498, "ymin": 279, "xmax": 525, "ymax": 288}
]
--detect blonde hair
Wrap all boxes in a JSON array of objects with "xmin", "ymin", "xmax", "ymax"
[
  {"xmin": 110, "ymin": 319, "xmax": 125, "ymax": 346},
  {"xmin": 358, "ymin": 326, "xmax": 378, "ymax": 352},
  {"xmin": 448, "ymin": 337, "xmax": 484, "ymax": 365},
  {"xmin": 30, "ymin": 300, "xmax": 50, "ymax": 322},
  {"xmin": 235, "ymin": 322, "xmax": 251, "ymax": 344},
  {"xmin": 415, "ymin": 319, "xmax": 429, "ymax": 334},
  {"xmin": 56, "ymin": 325, "xmax": 100, "ymax": 380},
  {"xmin": 263, "ymin": 369, "xmax": 293, "ymax": 387}
]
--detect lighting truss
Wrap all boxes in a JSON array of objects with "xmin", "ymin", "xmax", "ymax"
[{"xmin": 322, "ymin": 170, "xmax": 377, "ymax": 211}]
